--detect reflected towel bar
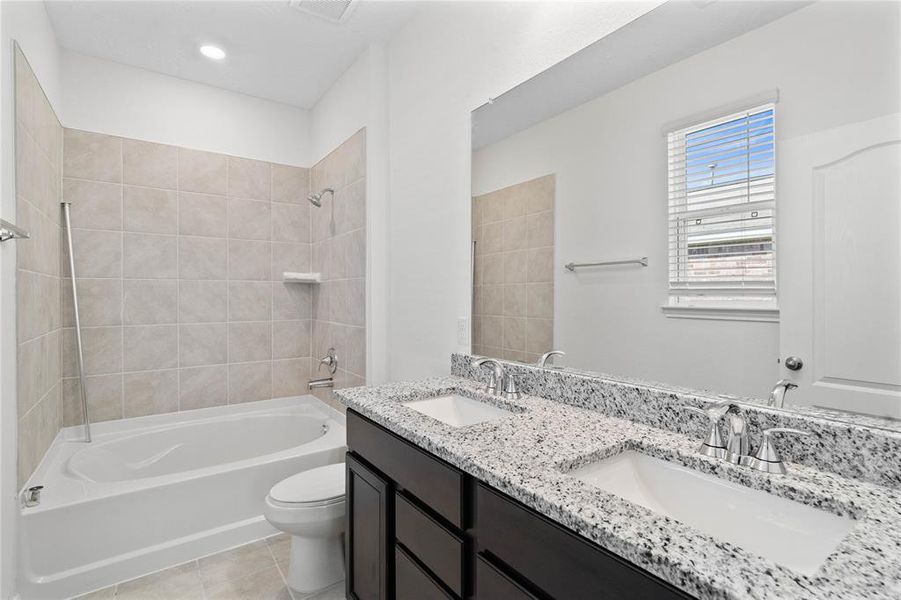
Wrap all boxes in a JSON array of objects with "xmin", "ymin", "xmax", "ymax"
[{"xmin": 565, "ymin": 257, "xmax": 648, "ymax": 271}]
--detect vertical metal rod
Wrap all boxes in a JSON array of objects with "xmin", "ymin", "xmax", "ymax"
[{"xmin": 62, "ymin": 202, "xmax": 91, "ymax": 442}]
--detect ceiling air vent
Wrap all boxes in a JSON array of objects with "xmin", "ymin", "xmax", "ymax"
[{"xmin": 289, "ymin": 0, "xmax": 359, "ymax": 24}]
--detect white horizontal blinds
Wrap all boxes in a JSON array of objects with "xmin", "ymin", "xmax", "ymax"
[{"xmin": 667, "ymin": 104, "xmax": 776, "ymax": 303}]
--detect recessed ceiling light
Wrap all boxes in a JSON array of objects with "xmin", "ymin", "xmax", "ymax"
[{"xmin": 199, "ymin": 45, "xmax": 226, "ymax": 60}]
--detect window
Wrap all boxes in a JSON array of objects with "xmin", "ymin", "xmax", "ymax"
[{"xmin": 665, "ymin": 104, "xmax": 777, "ymax": 318}]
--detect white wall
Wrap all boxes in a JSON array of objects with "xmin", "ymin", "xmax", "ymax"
[
  {"xmin": 385, "ymin": 1, "xmax": 663, "ymax": 381},
  {"xmin": 62, "ymin": 51, "xmax": 312, "ymax": 166},
  {"xmin": 311, "ymin": 45, "xmax": 391, "ymax": 385},
  {"xmin": 472, "ymin": 1, "xmax": 900, "ymax": 397},
  {"xmin": 0, "ymin": 2, "xmax": 63, "ymax": 595}
]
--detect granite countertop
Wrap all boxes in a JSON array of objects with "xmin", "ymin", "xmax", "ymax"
[{"xmin": 336, "ymin": 376, "xmax": 901, "ymax": 600}]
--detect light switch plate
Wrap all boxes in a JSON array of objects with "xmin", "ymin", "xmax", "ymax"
[{"xmin": 457, "ymin": 317, "xmax": 469, "ymax": 344}]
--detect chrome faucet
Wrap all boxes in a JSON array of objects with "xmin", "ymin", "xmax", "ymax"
[
  {"xmin": 537, "ymin": 350, "xmax": 566, "ymax": 368},
  {"xmin": 21, "ymin": 485, "xmax": 43, "ymax": 508},
  {"xmin": 471, "ymin": 358, "xmax": 520, "ymax": 400},
  {"xmin": 684, "ymin": 400, "xmax": 809, "ymax": 474},
  {"xmin": 768, "ymin": 379, "xmax": 798, "ymax": 408}
]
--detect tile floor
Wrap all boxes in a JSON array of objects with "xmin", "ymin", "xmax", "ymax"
[{"xmin": 78, "ymin": 534, "xmax": 345, "ymax": 600}]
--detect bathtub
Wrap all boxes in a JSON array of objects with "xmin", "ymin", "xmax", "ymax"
[{"xmin": 18, "ymin": 396, "xmax": 346, "ymax": 599}]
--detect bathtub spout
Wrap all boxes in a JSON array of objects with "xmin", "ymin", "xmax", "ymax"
[{"xmin": 309, "ymin": 377, "xmax": 334, "ymax": 389}]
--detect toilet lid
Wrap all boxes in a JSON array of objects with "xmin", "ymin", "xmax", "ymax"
[{"xmin": 269, "ymin": 463, "xmax": 345, "ymax": 504}]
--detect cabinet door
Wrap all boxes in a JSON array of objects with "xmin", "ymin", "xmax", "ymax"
[{"xmin": 347, "ymin": 453, "xmax": 393, "ymax": 600}]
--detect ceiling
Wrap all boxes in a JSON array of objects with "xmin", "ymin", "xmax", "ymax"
[{"xmin": 44, "ymin": 0, "xmax": 421, "ymax": 108}]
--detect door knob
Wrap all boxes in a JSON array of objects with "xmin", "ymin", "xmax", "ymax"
[{"xmin": 784, "ymin": 356, "xmax": 803, "ymax": 371}]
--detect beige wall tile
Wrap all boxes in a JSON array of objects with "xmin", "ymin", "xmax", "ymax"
[
  {"xmin": 481, "ymin": 316, "xmax": 503, "ymax": 348},
  {"xmin": 179, "ymin": 148, "xmax": 226, "ymax": 194},
  {"xmin": 479, "ymin": 285, "xmax": 503, "ymax": 316},
  {"xmin": 272, "ymin": 320, "xmax": 311, "ymax": 359},
  {"xmin": 335, "ymin": 179, "xmax": 365, "ymax": 235},
  {"xmin": 527, "ymin": 211, "xmax": 554, "ymax": 249},
  {"xmin": 504, "ymin": 250, "xmax": 527, "ymax": 284},
  {"xmin": 228, "ymin": 322, "xmax": 271, "ymax": 363},
  {"xmin": 178, "ymin": 280, "xmax": 227, "ymax": 323},
  {"xmin": 124, "ymin": 370, "xmax": 178, "ymax": 417},
  {"xmin": 64, "ymin": 129, "xmax": 121, "ymax": 183},
  {"xmin": 227, "ymin": 156, "xmax": 270, "ymax": 200},
  {"xmin": 18, "ymin": 330, "xmax": 60, "ymax": 415},
  {"xmin": 124, "ymin": 186, "xmax": 177, "ymax": 234},
  {"xmin": 503, "ymin": 188, "xmax": 527, "ymax": 220},
  {"xmin": 344, "ymin": 325, "xmax": 365, "ymax": 377},
  {"xmin": 344, "ymin": 228, "xmax": 366, "ymax": 279},
  {"xmin": 15, "ymin": 48, "xmax": 38, "ymax": 135},
  {"xmin": 18, "ymin": 271, "xmax": 60, "ymax": 340},
  {"xmin": 123, "ymin": 139, "xmax": 177, "ymax": 189},
  {"xmin": 63, "ymin": 374, "xmax": 122, "ymax": 426},
  {"xmin": 228, "ymin": 239, "xmax": 270, "ymax": 281},
  {"xmin": 124, "ymin": 325, "xmax": 178, "ymax": 371},
  {"xmin": 271, "ymin": 202, "xmax": 310, "ymax": 243},
  {"xmin": 178, "ymin": 191, "xmax": 227, "ymax": 237},
  {"xmin": 228, "ymin": 198, "xmax": 270, "ymax": 240},
  {"xmin": 482, "ymin": 195, "xmax": 504, "ymax": 223},
  {"xmin": 18, "ymin": 201, "xmax": 59, "ymax": 276},
  {"xmin": 62, "ymin": 278, "xmax": 120, "ymax": 327},
  {"xmin": 526, "ymin": 318, "xmax": 554, "ymax": 355},
  {"xmin": 526, "ymin": 175, "xmax": 555, "ymax": 214},
  {"xmin": 271, "ymin": 242, "xmax": 311, "ymax": 280},
  {"xmin": 272, "ymin": 282, "xmax": 311, "ymax": 321},
  {"xmin": 527, "ymin": 283, "xmax": 554, "ymax": 319},
  {"xmin": 68, "ymin": 229, "xmax": 121, "ymax": 278},
  {"xmin": 180, "ymin": 323, "xmax": 227, "ymax": 367},
  {"xmin": 62, "ymin": 326, "xmax": 122, "ymax": 376},
  {"xmin": 18, "ymin": 385, "xmax": 61, "ymax": 486},
  {"xmin": 502, "ymin": 216, "xmax": 527, "ymax": 251},
  {"xmin": 503, "ymin": 284, "xmax": 526, "ymax": 317},
  {"xmin": 124, "ymin": 233, "xmax": 177, "ymax": 279},
  {"xmin": 179, "ymin": 237, "xmax": 227, "ymax": 280},
  {"xmin": 272, "ymin": 358, "xmax": 310, "ymax": 398},
  {"xmin": 503, "ymin": 317, "xmax": 526, "ymax": 352},
  {"xmin": 64, "ymin": 179, "xmax": 122, "ymax": 230},
  {"xmin": 527, "ymin": 247, "xmax": 554, "ymax": 283},
  {"xmin": 481, "ymin": 222, "xmax": 503, "ymax": 254},
  {"xmin": 228, "ymin": 362, "xmax": 271, "ymax": 403},
  {"xmin": 271, "ymin": 164, "xmax": 310, "ymax": 204},
  {"xmin": 124, "ymin": 279, "xmax": 178, "ymax": 325},
  {"xmin": 179, "ymin": 365, "xmax": 227, "ymax": 410},
  {"xmin": 481, "ymin": 254, "xmax": 504, "ymax": 284},
  {"xmin": 228, "ymin": 282, "xmax": 271, "ymax": 322}
]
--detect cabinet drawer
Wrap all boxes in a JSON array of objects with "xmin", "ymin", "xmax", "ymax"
[
  {"xmin": 476, "ymin": 484, "xmax": 694, "ymax": 600},
  {"xmin": 476, "ymin": 554, "xmax": 539, "ymax": 600},
  {"xmin": 347, "ymin": 410, "xmax": 465, "ymax": 527},
  {"xmin": 395, "ymin": 545, "xmax": 455, "ymax": 600},
  {"xmin": 395, "ymin": 492, "xmax": 464, "ymax": 596}
]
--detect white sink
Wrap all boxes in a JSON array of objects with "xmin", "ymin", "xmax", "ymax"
[
  {"xmin": 571, "ymin": 451, "xmax": 856, "ymax": 575},
  {"xmin": 403, "ymin": 394, "xmax": 515, "ymax": 427}
]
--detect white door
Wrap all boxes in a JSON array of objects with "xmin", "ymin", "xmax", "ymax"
[{"xmin": 779, "ymin": 113, "xmax": 901, "ymax": 417}]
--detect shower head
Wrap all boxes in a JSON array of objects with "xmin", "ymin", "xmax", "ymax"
[{"xmin": 307, "ymin": 188, "xmax": 334, "ymax": 207}]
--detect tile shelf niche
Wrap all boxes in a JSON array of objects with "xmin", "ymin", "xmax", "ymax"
[{"xmin": 282, "ymin": 271, "xmax": 322, "ymax": 284}]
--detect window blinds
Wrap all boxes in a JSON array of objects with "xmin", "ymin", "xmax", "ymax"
[{"xmin": 667, "ymin": 105, "xmax": 776, "ymax": 304}]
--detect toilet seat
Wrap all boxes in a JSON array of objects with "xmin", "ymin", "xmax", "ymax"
[{"xmin": 269, "ymin": 463, "xmax": 345, "ymax": 506}]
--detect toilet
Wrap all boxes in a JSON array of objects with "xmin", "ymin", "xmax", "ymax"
[{"xmin": 264, "ymin": 463, "xmax": 346, "ymax": 593}]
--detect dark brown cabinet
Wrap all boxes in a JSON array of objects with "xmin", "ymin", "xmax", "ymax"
[
  {"xmin": 346, "ymin": 453, "xmax": 392, "ymax": 600},
  {"xmin": 346, "ymin": 409, "xmax": 696, "ymax": 600}
]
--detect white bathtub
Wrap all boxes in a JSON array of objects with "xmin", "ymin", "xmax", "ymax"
[{"xmin": 17, "ymin": 396, "xmax": 346, "ymax": 599}]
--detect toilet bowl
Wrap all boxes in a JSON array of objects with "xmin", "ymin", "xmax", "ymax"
[{"xmin": 264, "ymin": 462, "xmax": 346, "ymax": 593}]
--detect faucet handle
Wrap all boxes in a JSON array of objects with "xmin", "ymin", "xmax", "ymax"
[
  {"xmin": 747, "ymin": 427, "xmax": 810, "ymax": 475},
  {"xmin": 681, "ymin": 400, "xmax": 730, "ymax": 459},
  {"xmin": 537, "ymin": 350, "xmax": 566, "ymax": 368},
  {"xmin": 471, "ymin": 358, "xmax": 503, "ymax": 394}
]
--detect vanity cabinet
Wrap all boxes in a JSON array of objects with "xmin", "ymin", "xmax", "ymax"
[{"xmin": 346, "ymin": 409, "xmax": 695, "ymax": 600}]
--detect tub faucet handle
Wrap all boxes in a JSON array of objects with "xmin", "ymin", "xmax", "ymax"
[
  {"xmin": 21, "ymin": 485, "xmax": 43, "ymax": 508},
  {"xmin": 318, "ymin": 348, "xmax": 338, "ymax": 375}
]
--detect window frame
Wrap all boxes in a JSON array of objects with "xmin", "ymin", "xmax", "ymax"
[{"xmin": 662, "ymin": 101, "xmax": 780, "ymax": 323}]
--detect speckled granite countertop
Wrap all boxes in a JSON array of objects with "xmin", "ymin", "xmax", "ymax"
[{"xmin": 336, "ymin": 377, "xmax": 901, "ymax": 600}]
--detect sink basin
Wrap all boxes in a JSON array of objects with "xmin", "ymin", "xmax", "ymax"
[
  {"xmin": 570, "ymin": 451, "xmax": 856, "ymax": 575},
  {"xmin": 403, "ymin": 394, "xmax": 515, "ymax": 427}
]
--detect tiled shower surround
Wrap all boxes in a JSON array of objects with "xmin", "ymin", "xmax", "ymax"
[
  {"xmin": 60, "ymin": 130, "xmax": 314, "ymax": 426},
  {"xmin": 472, "ymin": 174, "xmax": 554, "ymax": 363},
  {"xmin": 310, "ymin": 130, "xmax": 367, "ymax": 411},
  {"xmin": 15, "ymin": 48, "xmax": 64, "ymax": 486}
]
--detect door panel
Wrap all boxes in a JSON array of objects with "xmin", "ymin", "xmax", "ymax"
[
  {"xmin": 779, "ymin": 112, "xmax": 901, "ymax": 416},
  {"xmin": 346, "ymin": 453, "xmax": 392, "ymax": 600}
]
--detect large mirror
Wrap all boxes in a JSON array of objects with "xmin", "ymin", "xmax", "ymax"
[{"xmin": 470, "ymin": 0, "xmax": 901, "ymax": 422}]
